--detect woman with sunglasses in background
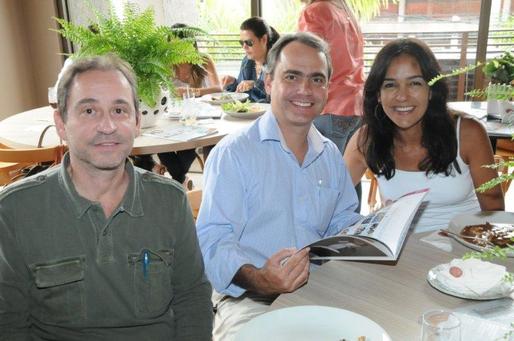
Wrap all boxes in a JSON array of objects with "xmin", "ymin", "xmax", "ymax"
[{"xmin": 221, "ymin": 17, "xmax": 279, "ymax": 103}]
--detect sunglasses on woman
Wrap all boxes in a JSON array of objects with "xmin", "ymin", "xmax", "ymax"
[{"xmin": 238, "ymin": 39, "xmax": 254, "ymax": 47}]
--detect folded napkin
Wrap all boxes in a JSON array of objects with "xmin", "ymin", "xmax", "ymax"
[
  {"xmin": 437, "ymin": 259, "xmax": 512, "ymax": 297},
  {"xmin": 420, "ymin": 231, "xmax": 453, "ymax": 252}
]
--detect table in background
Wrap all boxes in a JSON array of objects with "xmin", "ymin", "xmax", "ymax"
[
  {"xmin": 271, "ymin": 232, "xmax": 514, "ymax": 340},
  {"xmin": 0, "ymin": 106, "xmax": 255, "ymax": 155},
  {"xmin": 449, "ymin": 101, "xmax": 514, "ymax": 150}
]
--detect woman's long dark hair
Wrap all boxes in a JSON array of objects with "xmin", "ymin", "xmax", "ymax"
[
  {"xmin": 170, "ymin": 23, "xmax": 208, "ymax": 88},
  {"xmin": 240, "ymin": 17, "xmax": 280, "ymax": 51},
  {"xmin": 361, "ymin": 38, "xmax": 459, "ymax": 179}
]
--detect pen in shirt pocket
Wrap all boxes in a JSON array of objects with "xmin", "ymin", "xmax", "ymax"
[{"xmin": 143, "ymin": 250, "xmax": 150, "ymax": 280}]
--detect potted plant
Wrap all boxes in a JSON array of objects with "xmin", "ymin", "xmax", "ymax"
[
  {"xmin": 429, "ymin": 51, "xmax": 514, "ymax": 123},
  {"xmin": 54, "ymin": 3, "xmax": 204, "ymax": 127}
]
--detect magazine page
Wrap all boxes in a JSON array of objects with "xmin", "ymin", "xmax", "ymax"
[
  {"xmin": 307, "ymin": 189, "xmax": 427, "ymax": 261},
  {"xmin": 309, "ymin": 235, "xmax": 391, "ymax": 260},
  {"xmin": 341, "ymin": 189, "xmax": 428, "ymax": 257}
]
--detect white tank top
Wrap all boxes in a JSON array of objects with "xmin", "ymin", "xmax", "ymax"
[{"xmin": 377, "ymin": 117, "xmax": 480, "ymax": 233}]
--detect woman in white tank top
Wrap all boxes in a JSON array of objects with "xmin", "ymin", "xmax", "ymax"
[{"xmin": 344, "ymin": 38, "xmax": 504, "ymax": 233}]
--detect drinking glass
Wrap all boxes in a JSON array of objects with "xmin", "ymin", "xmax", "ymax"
[
  {"xmin": 48, "ymin": 87, "xmax": 57, "ymax": 109},
  {"xmin": 180, "ymin": 88, "xmax": 197, "ymax": 126},
  {"xmin": 421, "ymin": 310, "xmax": 461, "ymax": 341}
]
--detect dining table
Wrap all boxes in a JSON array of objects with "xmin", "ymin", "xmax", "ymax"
[
  {"xmin": 448, "ymin": 101, "xmax": 514, "ymax": 151},
  {"xmin": 0, "ymin": 105, "xmax": 258, "ymax": 155},
  {"xmin": 271, "ymin": 231, "xmax": 514, "ymax": 340}
]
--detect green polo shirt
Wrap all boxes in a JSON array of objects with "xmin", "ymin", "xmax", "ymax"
[{"xmin": 0, "ymin": 154, "xmax": 212, "ymax": 340}]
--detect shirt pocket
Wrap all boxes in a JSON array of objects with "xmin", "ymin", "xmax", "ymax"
[
  {"xmin": 308, "ymin": 185, "xmax": 341, "ymax": 236},
  {"xmin": 29, "ymin": 256, "xmax": 86, "ymax": 322},
  {"xmin": 128, "ymin": 248, "xmax": 174, "ymax": 317}
]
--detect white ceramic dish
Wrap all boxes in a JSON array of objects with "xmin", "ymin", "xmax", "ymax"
[
  {"xmin": 235, "ymin": 305, "xmax": 391, "ymax": 341},
  {"xmin": 447, "ymin": 211, "xmax": 514, "ymax": 256},
  {"xmin": 200, "ymin": 92, "xmax": 249, "ymax": 105},
  {"xmin": 223, "ymin": 103, "xmax": 268, "ymax": 119},
  {"xmin": 427, "ymin": 264, "xmax": 509, "ymax": 300}
]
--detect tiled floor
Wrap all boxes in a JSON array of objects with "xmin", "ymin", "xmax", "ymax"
[{"xmin": 188, "ymin": 157, "xmax": 514, "ymax": 216}]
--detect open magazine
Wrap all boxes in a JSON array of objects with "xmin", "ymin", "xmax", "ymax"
[{"xmin": 308, "ymin": 189, "xmax": 428, "ymax": 261}]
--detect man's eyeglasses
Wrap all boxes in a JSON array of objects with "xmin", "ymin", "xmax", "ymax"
[{"xmin": 238, "ymin": 39, "xmax": 254, "ymax": 47}]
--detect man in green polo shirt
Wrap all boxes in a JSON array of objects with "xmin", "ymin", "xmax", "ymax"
[{"xmin": 0, "ymin": 54, "xmax": 212, "ymax": 340}]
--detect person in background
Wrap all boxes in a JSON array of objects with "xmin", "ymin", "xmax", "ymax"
[
  {"xmin": 197, "ymin": 32, "xmax": 361, "ymax": 340},
  {"xmin": 298, "ymin": 0, "xmax": 365, "ymax": 210},
  {"xmin": 344, "ymin": 38, "xmax": 504, "ymax": 233},
  {"xmin": 135, "ymin": 23, "xmax": 221, "ymax": 188},
  {"xmin": 221, "ymin": 17, "xmax": 280, "ymax": 103},
  {"xmin": 171, "ymin": 23, "xmax": 222, "ymax": 97},
  {"xmin": 157, "ymin": 23, "xmax": 222, "ymax": 187},
  {"xmin": 0, "ymin": 54, "xmax": 213, "ymax": 340},
  {"xmin": 298, "ymin": 0, "xmax": 365, "ymax": 119}
]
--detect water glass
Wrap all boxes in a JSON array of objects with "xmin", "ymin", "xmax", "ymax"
[
  {"xmin": 421, "ymin": 310, "xmax": 461, "ymax": 341},
  {"xmin": 180, "ymin": 91, "xmax": 197, "ymax": 126},
  {"xmin": 48, "ymin": 87, "xmax": 57, "ymax": 109}
]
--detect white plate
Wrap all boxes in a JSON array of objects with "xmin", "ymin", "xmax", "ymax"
[
  {"xmin": 200, "ymin": 92, "xmax": 249, "ymax": 105},
  {"xmin": 448, "ymin": 211, "xmax": 514, "ymax": 256},
  {"xmin": 427, "ymin": 264, "xmax": 508, "ymax": 300},
  {"xmin": 224, "ymin": 103, "xmax": 269, "ymax": 119},
  {"xmin": 235, "ymin": 305, "xmax": 391, "ymax": 341}
]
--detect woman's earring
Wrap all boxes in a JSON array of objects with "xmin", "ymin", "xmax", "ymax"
[{"xmin": 374, "ymin": 103, "xmax": 384, "ymax": 120}]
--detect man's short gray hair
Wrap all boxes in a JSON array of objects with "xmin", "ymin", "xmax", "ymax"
[
  {"xmin": 57, "ymin": 53, "xmax": 139, "ymax": 121},
  {"xmin": 264, "ymin": 32, "xmax": 332, "ymax": 80}
]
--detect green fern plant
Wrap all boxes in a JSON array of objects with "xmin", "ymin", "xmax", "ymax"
[
  {"xmin": 428, "ymin": 51, "xmax": 514, "ymax": 101},
  {"xmin": 54, "ymin": 3, "xmax": 205, "ymax": 107}
]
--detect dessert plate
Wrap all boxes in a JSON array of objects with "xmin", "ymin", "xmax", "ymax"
[
  {"xmin": 448, "ymin": 211, "xmax": 514, "ymax": 256},
  {"xmin": 427, "ymin": 264, "xmax": 509, "ymax": 300}
]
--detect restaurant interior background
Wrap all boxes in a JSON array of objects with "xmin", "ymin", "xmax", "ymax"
[{"xmin": 1, "ymin": 0, "xmax": 512, "ymax": 120}]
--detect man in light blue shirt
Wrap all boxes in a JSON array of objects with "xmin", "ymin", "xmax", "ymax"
[{"xmin": 196, "ymin": 32, "xmax": 361, "ymax": 340}]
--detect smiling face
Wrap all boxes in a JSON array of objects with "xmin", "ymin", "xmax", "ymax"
[
  {"xmin": 240, "ymin": 29, "xmax": 268, "ymax": 62},
  {"xmin": 54, "ymin": 69, "xmax": 140, "ymax": 173},
  {"xmin": 378, "ymin": 54, "xmax": 431, "ymax": 131},
  {"xmin": 265, "ymin": 41, "xmax": 329, "ymax": 131}
]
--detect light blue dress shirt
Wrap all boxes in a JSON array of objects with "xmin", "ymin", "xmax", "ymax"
[{"xmin": 196, "ymin": 111, "xmax": 361, "ymax": 297}]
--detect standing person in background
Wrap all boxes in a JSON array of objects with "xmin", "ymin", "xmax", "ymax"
[
  {"xmin": 298, "ymin": 0, "xmax": 366, "ymax": 210},
  {"xmin": 221, "ymin": 17, "xmax": 280, "ymax": 103},
  {"xmin": 298, "ymin": 0, "xmax": 365, "ymax": 119}
]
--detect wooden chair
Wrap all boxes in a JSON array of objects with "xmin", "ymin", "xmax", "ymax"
[
  {"xmin": 365, "ymin": 168, "xmax": 379, "ymax": 212},
  {"xmin": 0, "ymin": 145, "xmax": 65, "ymax": 185},
  {"xmin": 186, "ymin": 189, "xmax": 202, "ymax": 220},
  {"xmin": 493, "ymin": 154, "xmax": 513, "ymax": 194}
]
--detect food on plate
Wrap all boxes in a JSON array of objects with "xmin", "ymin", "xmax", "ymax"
[
  {"xmin": 434, "ymin": 258, "xmax": 512, "ymax": 297},
  {"xmin": 211, "ymin": 93, "xmax": 235, "ymax": 101},
  {"xmin": 460, "ymin": 222, "xmax": 514, "ymax": 247},
  {"xmin": 221, "ymin": 101, "xmax": 263, "ymax": 114},
  {"xmin": 449, "ymin": 266, "xmax": 462, "ymax": 278}
]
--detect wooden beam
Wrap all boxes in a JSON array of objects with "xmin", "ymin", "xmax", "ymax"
[
  {"xmin": 251, "ymin": 0, "xmax": 261, "ymax": 17},
  {"xmin": 474, "ymin": 0, "xmax": 492, "ymax": 92}
]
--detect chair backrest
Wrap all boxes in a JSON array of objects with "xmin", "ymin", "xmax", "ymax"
[
  {"xmin": 0, "ymin": 145, "xmax": 64, "ymax": 164},
  {"xmin": 365, "ymin": 168, "xmax": 380, "ymax": 212},
  {"xmin": 0, "ymin": 145, "xmax": 65, "ymax": 186},
  {"xmin": 186, "ymin": 189, "xmax": 202, "ymax": 220},
  {"xmin": 494, "ymin": 154, "xmax": 513, "ymax": 194},
  {"xmin": 313, "ymin": 114, "xmax": 361, "ymax": 154}
]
